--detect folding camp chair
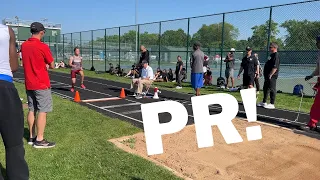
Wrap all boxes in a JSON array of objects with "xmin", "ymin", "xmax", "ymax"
[{"xmin": 141, "ymin": 77, "xmax": 157, "ymax": 97}]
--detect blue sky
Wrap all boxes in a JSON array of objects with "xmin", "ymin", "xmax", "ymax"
[{"xmin": 1, "ymin": 0, "xmax": 318, "ymax": 40}]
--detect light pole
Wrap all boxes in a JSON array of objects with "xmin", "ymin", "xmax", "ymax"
[
  {"xmin": 135, "ymin": 0, "xmax": 138, "ymax": 60},
  {"xmin": 15, "ymin": 16, "xmax": 19, "ymax": 47}
]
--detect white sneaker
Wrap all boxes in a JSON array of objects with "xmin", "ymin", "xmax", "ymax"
[
  {"xmin": 257, "ymin": 102, "xmax": 267, "ymax": 107},
  {"xmin": 135, "ymin": 94, "xmax": 143, "ymax": 99},
  {"xmin": 264, "ymin": 104, "xmax": 275, "ymax": 109},
  {"xmin": 176, "ymin": 86, "xmax": 182, "ymax": 89}
]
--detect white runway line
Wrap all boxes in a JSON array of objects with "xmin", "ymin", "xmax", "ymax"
[
  {"xmin": 122, "ymin": 110, "xmax": 142, "ymax": 115},
  {"xmin": 101, "ymin": 102, "xmax": 142, "ymax": 109}
]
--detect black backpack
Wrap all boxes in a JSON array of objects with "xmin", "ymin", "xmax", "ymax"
[{"xmin": 217, "ymin": 77, "xmax": 225, "ymax": 87}]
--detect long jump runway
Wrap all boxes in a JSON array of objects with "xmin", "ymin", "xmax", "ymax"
[{"xmin": 13, "ymin": 69, "xmax": 311, "ymax": 130}]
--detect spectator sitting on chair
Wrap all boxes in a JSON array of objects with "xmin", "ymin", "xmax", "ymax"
[{"xmin": 130, "ymin": 60, "xmax": 154, "ymax": 99}]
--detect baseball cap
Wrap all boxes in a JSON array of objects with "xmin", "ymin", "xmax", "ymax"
[
  {"xmin": 230, "ymin": 48, "xmax": 235, "ymax": 52},
  {"xmin": 141, "ymin": 60, "xmax": 148, "ymax": 64},
  {"xmin": 246, "ymin": 46, "xmax": 252, "ymax": 51},
  {"xmin": 30, "ymin": 22, "xmax": 45, "ymax": 33}
]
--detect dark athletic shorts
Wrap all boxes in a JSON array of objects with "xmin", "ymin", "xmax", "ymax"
[
  {"xmin": 71, "ymin": 70, "xmax": 81, "ymax": 78},
  {"xmin": 243, "ymin": 74, "xmax": 255, "ymax": 87}
]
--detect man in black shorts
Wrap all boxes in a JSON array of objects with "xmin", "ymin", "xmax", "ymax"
[{"xmin": 237, "ymin": 46, "xmax": 259, "ymax": 89}]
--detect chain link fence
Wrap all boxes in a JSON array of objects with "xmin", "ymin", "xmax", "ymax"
[{"xmin": 44, "ymin": 0, "xmax": 320, "ymax": 96}]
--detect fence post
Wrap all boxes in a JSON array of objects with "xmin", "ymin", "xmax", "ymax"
[
  {"xmin": 105, "ymin": 29, "xmax": 107, "ymax": 72},
  {"xmin": 71, "ymin": 33, "xmax": 73, "ymax": 57},
  {"xmin": 186, "ymin": 18, "xmax": 190, "ymax": 76},
  {"xmin": 137, "ymin": 25, "xmax": 140, "ymax": 62},
  {"xmin": 266, "ymin": 6, "xmax": 273, "ymax": 60},
  {"xmin": 119, "ymin": 27, "xmax": 121, "ymax": 68},
  {"xmin": 62, "ymin": 34, "xmax": 65, "ymax": 63},
  {"xmin": 159, "ymin": 22, "xmax": 161, "ymax": 68},
  {"xmin": 56, "ymin": 36, "xmax": 58, "ymax": 62},
  {"xmin": 80, "ymin": 32, "xmax": 82, "ymax": 57},
  {"xmin": 91, "ymin": 30, "xmax": 94, "ymax": 71},
  {"xmin": 219, "ymin": 13, "xmax": 225, "ymax": 78}
]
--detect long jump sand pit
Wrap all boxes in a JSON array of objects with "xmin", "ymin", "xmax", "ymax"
[{"xmin": 109, "ymin": 119, "xmax": 320, "ymax": 180}]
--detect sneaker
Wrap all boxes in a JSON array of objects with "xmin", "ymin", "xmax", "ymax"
[
  {"xmin": 135, "ymin": 94, "xmax": 143, "ymax": 99},
  {"xmin": 257, "ymin": 102, "xmax": 267, "ymax": 107},
  {"xmin": 70, "ymin": 88, "xmax": 74, "ymax": 92},
  {"xmin": 33, "ymin": 139, "xmax": 56, "ymax": 149},
  {"xmin": 298, "ymin": 125, "xmax": 320, "ymax": 133},
  {"xmin": 81, "ymin": 84, "xmax": 86, "ymax": 89},
  {"xmin": 28, "ymin": 136, "xmax": 37, "ymax": 145},
  {"xmin": 132, "ymin": 93, "xmax": 137, "ymax": 97},
  {"xmin": 264, "ymin": 104, "xmax": 275, "ymax": 109},
  {"xmin": 176, "ymin": 86, "xmax": 182, "ymax": 89}
]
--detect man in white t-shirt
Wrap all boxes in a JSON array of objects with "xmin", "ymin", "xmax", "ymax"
[{"xmin": 130, "ymin": 60, "xmax": 154, "ymax": 99}]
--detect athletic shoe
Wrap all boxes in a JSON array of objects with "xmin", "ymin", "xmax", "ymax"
[
  {"xmin": 81, "ymin": 84, "xmax": 86, "ymax": 89},
  {"xmin": 135, "ymin": 94, "xmax": 143, "ymax": 99},
  {"xmin": 70, "ymin": 88, "xmax": 74, "ymax": 92},
  {"xmin": 132, "ymin": 93, "xmax": 137, "ymax": 97},
  {"xmin": 264, "ymin": 104, "xmax": 275, "ymax": 109},
  {"xmin": 257, "ymin": 102, "xmax": 267, "ymax": 107},
  {"xmin": 33, "ymin": 139, "xmax": 56, "ymax": 149},
  {"xmin": 28, "ymin": 136, "xmax": 37, "ymax": 145},
  {"xmin": 176, "ymin": 86, "xmax": 182, "ymax": 89},
  {"xmin": 298, "ymin": 125, "xmax": 320, "ymax": 133}
]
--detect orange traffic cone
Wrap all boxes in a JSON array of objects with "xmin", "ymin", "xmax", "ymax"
[
  {"xmin": 120, "ymin": 88, "xmax": 126, "ymax": 98},
  {"xmin": 74, "ymin": 91, "xmax": 81, "ymax": 102}
]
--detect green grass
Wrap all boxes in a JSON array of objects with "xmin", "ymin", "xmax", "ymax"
[
  {"xmin": 0, "ymin": 82, "xmax": 182, "ymax": 180},
  {"xmin": 53, "ymin": 68, "xmax": 314, "ymax": 113}
]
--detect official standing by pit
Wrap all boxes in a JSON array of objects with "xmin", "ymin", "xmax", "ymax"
[
  {"xmin": 300, "ymin": 35, "xmax": 320, "ymax": 132},
  {"xmin": 237, "ymin": 46, "xmax": 259, "ymax": 89},
  {"xmin": 257, "ymin": 43, "xmax": 280, "ymax": 109}
]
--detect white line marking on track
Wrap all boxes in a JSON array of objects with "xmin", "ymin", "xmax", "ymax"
[
  {"xmin": 86, "ymin": 103, "xmax": 144, "ymax": 123},
  {"xmin": 122, "ymin": 110, "xmax": 142, "ymax": 115},
  {"xmin": 101, "ymin": 102, "xmax": 142, "ymax": 109}
]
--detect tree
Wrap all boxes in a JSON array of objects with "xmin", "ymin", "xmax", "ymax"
[
  {"xmin": 161, "ymin": 29, "xmax": 189, "ymax": 47},
  {"xmin": 248, "ymin": 20, "xmax": 283, "ymax": 50},
  {"xmin": 280, "ymin": 19, "xmax": 320, "ymax": 50},
  {"xmin": 191, "ymin": 22, "xmax": 239, "ymax": 49}
]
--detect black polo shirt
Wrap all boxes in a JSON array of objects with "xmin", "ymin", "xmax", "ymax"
[
  {"xmin": 241, "ymin": 54, "xmax": 258, "ymax": 76},
  {"xmin": 139, "ymin": 50, "xmax": 150, "ymax": 65},
  {"xmin": 264, "ymin": 52, "xmax": 280, "ymax": 78}
]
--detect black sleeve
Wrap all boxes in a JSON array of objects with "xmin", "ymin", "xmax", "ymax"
[
  {"xmin": 254, "ymin": 57, "xmax": 258, "ymax": 66},
  {"xmin": 144, "ymin": 51, "xmax": 150, "ymax": 64},
  {"xmin": 273, "ymin": 54, "xmax": 280, "ymax": 69},
  {"xmin": 240, "ymin": 58, "xmax": 244, "ymax": 67}
]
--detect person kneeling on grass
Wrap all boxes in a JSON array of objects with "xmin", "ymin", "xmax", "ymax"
[
  {"xmin": 69, "ymin": 47, "xmax": 86, "ymax": 92},
  {"xmin": 130, "ymin": 60, "xmax": 154, "ymax": 99}
]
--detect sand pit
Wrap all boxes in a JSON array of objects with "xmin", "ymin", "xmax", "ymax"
[{"xmin": 109, "ymin": 119, "xmax": 320, "ymax": 180}]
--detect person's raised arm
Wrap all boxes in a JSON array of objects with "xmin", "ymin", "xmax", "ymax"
[{"xmin": 8, "ymin": 27, "xmax": 18, "ymax": 72}]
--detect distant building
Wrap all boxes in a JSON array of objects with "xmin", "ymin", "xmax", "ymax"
[{"xmin": 2, "ymin": 18, "xmax": 62, "ymax": 47}]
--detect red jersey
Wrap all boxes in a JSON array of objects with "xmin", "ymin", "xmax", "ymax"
[{"xmin": 21, "ymin": 38, "xmax": 54, "ymax": 90}]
